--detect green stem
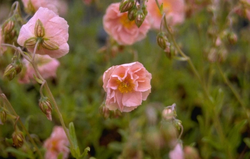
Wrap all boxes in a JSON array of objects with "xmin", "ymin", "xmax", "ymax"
[
  {"xmin": 154, "ymin": 0, "xmax": 232, "ymax": 158},
  {"xmin": 1, "ymin": 94, "xmax": 43, "ymax": 159},
  {"xmin": 217, "ymin": 63, "xmax": 250, "ymax": 120}
]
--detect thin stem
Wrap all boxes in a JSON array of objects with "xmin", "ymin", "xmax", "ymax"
[
  {"xmin": 43, "ymin": 83, "xmax": 74, "ymax": 148},
  {"xmin": 217, "ymin": 63, "xmax": 250, "ymax": 120},
  {"xmin": 1, "ymin": 94, "xmax": 43, "ymax": 159},
  {"xmin": 1, "ymin": 43, "xmax": 31, "ymax": 62},
  {"xmin": 32, "ymin": 41, "xmax": 40, "ymax": 62}
]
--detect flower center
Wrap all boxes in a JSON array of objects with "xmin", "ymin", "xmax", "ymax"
[
  {"xmin": 117, "ymin": 77, "xmax": 134, "ymax": 93},
  {"xmin": 119, "ymin": 13, "xmax": 135, "ymax": 29}
]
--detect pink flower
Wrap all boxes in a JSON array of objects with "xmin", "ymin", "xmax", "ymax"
[
  {"xmin": 147, "ymin": 0, "xmax": 185, "ymax": 30},
  {"xmin": 103, "ymin": 3, "xmax": 150, "ymax": 45},
  {"xmin": 43, "ymin": 126, "xmax": 69, "ymax": 159},
  {"xmin": 19, "ymin": 55, "xmax": 60, "ymax": 83},
  {"xmin": 17, "ymin": 7, "xmax": 69, "ymax": 58},
  {"xmin": 169, "ymin": 143, "xmax": 184, "ymax": 159},
  {"xmin": 22, "ymin": 0, "xmax": 59, "ymax": 14},
  {"xmin": 103, "ymin": 62, "xmax": 152, "ymax": 112}
]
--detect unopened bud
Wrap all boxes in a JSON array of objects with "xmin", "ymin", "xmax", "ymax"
[
  {"xmin": 42, "ymin": 40, "xmax": 59, "ymax": 50},
  {"xmin": 12, "ymin": 131, "xmax": 24, "ymax": 148},
  {"xmin": 0, "ymin": 110, "xmax": 7, "ymax": 125},
  {"xmin": 128, "ymin": 7, "xmax": 137, "ymax": 21},
  {"xmin": 3, "ymin": 19, "xmax": 15, "ymax": 34},
  {"xmin": 227, "ymin": 32, "xmax": 237, "ymax": 44},
  {"xmin": 157, "ymin": 32, "xmax": 170, "ymax": 50},
  {"xmin": 14, "ymin": 59, "xmax": 23, "ymax": 74},
  {"xmin": 4, "ymin": 64, "xmax": 17, "ymax": 81},
  {"xmin": 24, "ymin": 37, "xmax": 37, "ymax": 47},
  {"xmin": 184, "ymin": 146, "xmax": 200, "ymax": 159},
  {"xmin": 34, "ymin": 19, "xmax": 45, "ymax": 37},
  {"xmin": 119, "ymin": 0, "xmax": 135, "ymax": 13},
  {"xmin": 162, "ymin": 107, "xmax": 176, "ymax": 120},
  {"xmin": 142, "ymin": 5, "xmax": 148, "ymax": 16},
  {"xmin": 39, "ymin": 97, "xmax": 52, "ymax": 121},
  {"xmin": 135, "ymin": 10, "xmax": 145, "ymax": 28}
]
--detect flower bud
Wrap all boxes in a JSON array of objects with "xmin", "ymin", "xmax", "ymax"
[
  {"xmin": 184, "ymin": 146, "xmax": 200, "ymax": 159},
  {"xmin": 34, "ymin": 19, "xmax": 45, "ymax": 37},
  {"xmin": 3, "ymin": 19, "xmax": 15, "ymax": 34},
  {"xmin": 157, "ymin": 32, "xmax": 170, "ymax": 50},
  {"xmin": 128, "ymin": 7, "xmax": 137, "ymax": 21},
  {"xmin": 135, "ymin": 10, "xmax": 145, "ymax": 28},
  {"xmin": 142, "ymin": 5, "xmax": 148, "ymax": 16},
  {"xmin": 14, "ymin": 59, "xmax": 23, "ymax": 74},
  {"xmin": 4, "ymin": 64, "xmax": 17, "ymax": 81},
  {"xmin": 119, "ymin": 0, "xmax": 135, "ymax": 13},
  {"xmin": 0, "ymin": 110, "xmax": 7, "ymax": 125},
  {"xmin": 227, "ymin": 32, "xmax": 237, "ymax": 44},
  {"xmin": 42, "ymin": 40, "xmax": 59, "ymax": 50},
  {"xmin": 12, "ymin": 131, "xmax": 24, "ymax": 148},
  {"xmin": 24, "ymin": 37, "xmax": 37, "ymax": 47},
  {"xmin": 162, "ymin": 107, "xmax": 176, "ymax": 120},
  {"xmin": 39, "ymin": 97, "xmax": 52, "ymax": 121}
]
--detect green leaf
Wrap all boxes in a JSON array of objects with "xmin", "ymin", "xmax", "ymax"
[
  {"xmin": 244, "ymin": 138, "xmax": 250, "ymax": 148},
  {"xmin": 160, "ymin": 4, "xmax": 163, "ymax": 14},
  {"xmin": 108, "ymin": 142, "xmax": 123, "ymax": 152},
  {"xmin": 228, "ymin": 120, "xmax": 247, "ymax": 147},
  {"xmin": 202, "ymin": 137, "xmax": 222, "ymax": 150},
  {"xmin": 6, "ymin": 147, "xmax": 31, "ymax": 158},
  {"xmin": 69, "ymin": 122, "xmax": 80, "ymax": 157}
]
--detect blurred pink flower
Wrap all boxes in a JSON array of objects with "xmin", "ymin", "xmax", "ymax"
[
  {"xmin": 43, "ymin": 126, "xmax": 69, "ymax": 159},
  {"xmin": 83, "ymin": 0, "xmax": 92, "ymax": 5},
  {"xmin": 19, "ymin": 55, "xmax": 60, "ymax": 83},
  {"xmin": 17, "ymin": 7, "xmax": 69, "ymax": 58},
  {"xmin": 103, "ymin": 3, "xmax": 150, "ymax": 45},
  {"xmin": 22, "ymin": 0, "xmax": 59, "ymax": 14},
  {"xmin": 169, "ymin": 143, "xmax": 184, "ymax": 159},
  {"xmin": 103, "ymin": 62, "xmax": 152, "ymax": 112},
  {"xmin": 147, "ymin": 0, "xmax": 185, "ymax": 30}
]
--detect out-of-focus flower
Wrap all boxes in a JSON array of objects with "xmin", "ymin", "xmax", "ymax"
[
  {"xmin": 83, "ymin": 0, "xmax": 93, "ymax": 5},
  {"xmin": 169, "ymin": 143, "xmax": 184, "ymax": 159},
  {"xmin": 19, "ymin": 55, "xmax": 60, "ymax": 83},
  {"xmin": 12, "ymin": 131, "xmax": 24, "ymax": 148},
  {"xmin": 103, "ymin": 3, "xmax": 150, "ymax": 45},
  {"xmin": 22, "ymin": 0, "xmax": 59, "ymax": 14},
  {"xmin": 103, "ymin": 62, "xmax": 152, "ymax": 112},
  {"xmin": 0, "ymin": 28, "xmax": 7, "ymax": 54},
  {"xmin": 147, "ymin": 0, "xmax": 185, "ymax": 30},
  {"xmin": 17, "ymin": 7, "xmax": 69, "ymax": 58},
  {"xmin": 43, "ymin": 126, "xmax": 69, "ymax": 159},
  {"xmin": 184, "ymin": 146, "xmax": 200, "ymax": 159}
]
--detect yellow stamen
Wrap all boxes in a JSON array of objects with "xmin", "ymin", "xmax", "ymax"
[
  {"xmin": 117, "ymin": 77, "xmax": 134, "ymax": 93},
  {"xmin": 120, "ymin": 13, "xmax": 135, "ymax": 29}
]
